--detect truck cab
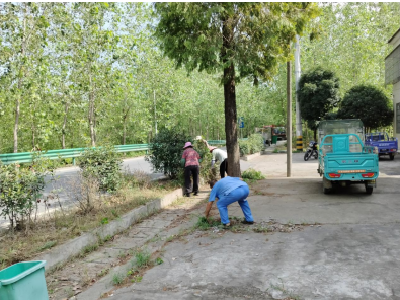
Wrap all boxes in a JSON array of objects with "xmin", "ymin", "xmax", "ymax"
[{"xmin": 365, "ymin": 132, "xmax": 398, "ymax": 160}]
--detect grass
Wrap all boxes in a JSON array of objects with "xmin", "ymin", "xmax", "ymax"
[
  {"xmin": 135, "ymin": 249, "xmax": 151, "ymax": 268},
  {"xmin": 112, "ymin": 272, "xmax": 125, "ymax": 285},
  {"xmin": 194, "ymin": 216, "xmax": 221, "ymax": 230},
  {"xmin": 0, "ymin": 177, "xmax": 180, "ymax": 269}
]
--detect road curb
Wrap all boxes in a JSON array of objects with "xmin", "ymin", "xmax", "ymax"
[{"xmin": 35, "ymin": 188, "xmax": 183, "ymax": 272}]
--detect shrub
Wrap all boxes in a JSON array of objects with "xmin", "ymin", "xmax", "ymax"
[
  {"xmin": 145, "ymin": 128, "xmax": 193, "ymax": 179},
  {"xmin": 0, "ymin": 154, "xmax": 53, "ymax": 230},
  {"xmin": 239, "ymin": 140, "xmax": 250, "ymax": 156},
  {"xmin": 242, "ymin": 168, "xmax": 265, "ymax": 180},
  {"xmin": 239, "ymin": 134, "xmax": 264, "ymax": 156},
  {"xmin": 248, "ymin": 134, "xmax": 264, "ymax": 154},
  {"xmin": 78, "ymin": 146, "xmax": 122, "ymax": 192}
]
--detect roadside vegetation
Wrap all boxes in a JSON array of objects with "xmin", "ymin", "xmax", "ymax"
[{"xmin": 0, "ymin": 147, "xmax": 181, "ymax": 269}]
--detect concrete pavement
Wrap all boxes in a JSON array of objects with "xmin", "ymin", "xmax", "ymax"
[
  {"xmin": 48, "ymin": 152, "xmax": 400, "ymax": 300},
  {"xmin": 109, "ymin": 154, "xmax": 400, "ymax": 300}
]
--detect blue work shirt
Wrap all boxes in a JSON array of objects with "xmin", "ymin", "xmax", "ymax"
[{"xmin": 209, "ymin": 176, "xmax": 248, "ymax": 202}]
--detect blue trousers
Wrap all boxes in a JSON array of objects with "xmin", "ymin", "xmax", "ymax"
[{"xmin": 216, "ymin": 185, "xmax": 254, "ymax": 225}]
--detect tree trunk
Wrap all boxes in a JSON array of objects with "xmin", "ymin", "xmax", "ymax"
[
  {"xmin": 88, "ymin": 75, "xmax": 96, "ymax": 147},
  {"xmin": 13, "ymin": 96, "xmax": 20, "ymax": 153},
  {"xmin": 62, "ymin": 102, "xmax": 69, "ymax": 149},
  {"xmin": 222, "ymin": 16, "xmax": 240, "ymax": 177},
  {"xmin": 313, "ymin": 128, "xmax": 317, "ymax": 141}
]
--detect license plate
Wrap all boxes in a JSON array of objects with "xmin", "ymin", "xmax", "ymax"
[{"xmin": 338, "ymin": 170, "xmax": 366, "ymax": 173}]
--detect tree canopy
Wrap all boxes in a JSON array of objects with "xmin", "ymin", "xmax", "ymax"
[
  {"xmin": 154, "ymin": 2, "xmax": 319, "ymax": 175},
  {"xmin": 298, "ymin": 67, "xmax": 340, "ymax": 138},
  {"xmin": 337, "ymin": 84, "xmax": 393, "ymax": 131},
  {"xmin": 0, "ymin": 3, "xmax": 398, "ymax": 154}
]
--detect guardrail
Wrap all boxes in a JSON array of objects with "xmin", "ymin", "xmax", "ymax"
[
  {"xmin": 0, "ymin": 139, "xmax": 247, "ymax": 165},
  {"xmin": 0, "ymin": 144, "xmax": 150, "ymax": 165}
]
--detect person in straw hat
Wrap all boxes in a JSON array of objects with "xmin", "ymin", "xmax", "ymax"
[
  {"xmin": 181, "ymin": 141, "xmax": 202, "ymax": 197},
  {"xmin": 204, "ymin": 141, "xmax": 228, "ymax": 178}
]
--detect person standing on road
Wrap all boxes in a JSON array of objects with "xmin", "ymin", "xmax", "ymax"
[
  {"xmin": 205, "ymin": 176, "xmax": 254, "ymax": 226},
  {"xmin": 181, "ymin": 142, "xmax": 201, "ymax": 197}
]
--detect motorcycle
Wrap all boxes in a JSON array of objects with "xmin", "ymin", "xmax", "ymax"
[{"xmin": 304, "ymin": 141, "xmax": 318, "ymax": 161}]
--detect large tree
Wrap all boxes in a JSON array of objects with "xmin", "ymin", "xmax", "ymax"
[
  {"xmin": 298, "ymin": 67, "xmax": 340, "ymax": 140},
  {"xmin": 154, "ymin": 3, "xmax": 319, "ymax": 176},
  {"xmin": 337, "ymin": 84, "xmax": 393, "ymax": 132}
]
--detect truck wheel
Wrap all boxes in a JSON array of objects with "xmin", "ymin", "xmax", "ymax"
[
  {"xmin": 323, "ymin": 177, "xmax": 333, "ymax": 194},
  {"xmin": 390, "ymin": 154, "xmax": 395, "ymax": 160},
  {"xmin": 366, "ymin": 186, "xmax": 373, "ymax": 195},
  {"xmin": 365, "ymin": 182, "xmax": 373, "ymax": 195}
]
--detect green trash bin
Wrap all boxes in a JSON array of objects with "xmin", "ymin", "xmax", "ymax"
[
  {"xmin": 271, "ymin": 135, "xmax": 278, "ymax": 144},
  {"xmin": 0, "ymin": 260, "xmax": 49, "ymax": 300}
]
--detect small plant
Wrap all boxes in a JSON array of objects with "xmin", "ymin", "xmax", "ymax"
[
  {"xmin": 112, "ymin": 273, "xmax": 125, "ymax": 285},
  {"xmin": 155, "ymin": 257, "xmax": 164, "ymax": 265},
  {"xmin": 0, "ymin": 154, "xmax": 53, "ymax": 230},
  {"xmin": 242, "ymin": 168, "xmax": 265, "ymax": 180},
  {"xmin": 135, "ymin": 249, "xmax": 151, "ymax": 268},
  {"xmin": 131, "ymin": 276, "xmax": 143, "ymax": 283},
  {"xmin": 100, "ymin": 217, "xmax": 109, "ymax": 225},
  {"xmin": 66, "ymin": 173, "xmax": 100, "ymax": 214}
]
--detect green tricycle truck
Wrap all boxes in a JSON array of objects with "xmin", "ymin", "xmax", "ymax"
[{"xmin": 317, "ymin": 120, "xmax": 379, "ymax": 195}]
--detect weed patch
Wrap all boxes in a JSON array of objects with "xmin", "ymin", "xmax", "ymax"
[{"xmin": 194, "ymin": 216, "xmax": 221, "ymax": 230}]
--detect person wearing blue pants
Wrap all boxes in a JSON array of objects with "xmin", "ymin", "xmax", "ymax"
[{"xmin": 205, "ymin": 176, "xmax": 254, "ymax": 226}]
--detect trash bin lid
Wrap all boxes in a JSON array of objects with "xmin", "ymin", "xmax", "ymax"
[{"xmin": 0, "ymin": 260, "xmax": 46, "ymax": 286}]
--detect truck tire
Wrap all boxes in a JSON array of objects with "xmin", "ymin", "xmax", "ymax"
[
  {"xmin": 390, "ymin": 153, "xmax": 395, "ymax": 160},
  {"xmin": 366, "ymin": 186, "xmax": 373, "ymax": 195},
  {"xmin": 365, "ymin": 182, "xmax": 373, "ymax": 195},
  {"xmin": 323, "ymin": 177, "xmax": 333, "ymax": 194}
]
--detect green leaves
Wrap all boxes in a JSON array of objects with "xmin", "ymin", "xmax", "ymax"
[
  {"xmin": 298, "ymin": 67, "xmax": 340, "ymax": 130},
  {"xmin": 337, "ymin": 84, "xmax": 393, "ymax": 130}
]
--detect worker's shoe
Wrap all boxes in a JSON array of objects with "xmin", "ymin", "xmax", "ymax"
[
  {"xmin": 184, "ymin": 193, "xmax": 191, "ymax": 197},
  {"xmin": 241, "ymin": 220, "xmax": 254, "ymax": 225},
  {"xmin": 193, "ymin": 191, "xmax": 198, "ymax": 196}
]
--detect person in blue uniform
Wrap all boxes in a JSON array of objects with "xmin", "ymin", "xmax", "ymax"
[{"xmin": 205, "ymin": 176, "xmax": 254, "ymax": 226}]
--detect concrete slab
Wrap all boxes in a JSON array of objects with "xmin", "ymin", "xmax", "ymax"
[{"xmin": 113, "ymin": 225, "xmax": 400, "ymax": 300}]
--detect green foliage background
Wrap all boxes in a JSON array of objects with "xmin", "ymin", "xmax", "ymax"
[{"xmin": 0, "ymin": 3, "xmax": 398, "ymax": 153}]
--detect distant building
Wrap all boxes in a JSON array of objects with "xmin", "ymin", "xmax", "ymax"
[{"xmin": 385, "ymin": 28, "xmax": 400, "ymax": 140}]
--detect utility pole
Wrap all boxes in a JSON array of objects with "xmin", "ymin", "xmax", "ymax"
[
  {"xmin": 154, "ymin": 90, "xmax": 157, "ymax": 135},
  {"xmin": 295, "ymin": 34, "xmax": 303, "ymax": 151},
  {"xmin": 287, "ymin": 61, "xmax": 292, "ymax": 177}
]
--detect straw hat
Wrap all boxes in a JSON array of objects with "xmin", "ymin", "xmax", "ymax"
[{"xmin": 209, "ymin": 146, "xmax": 217, "ymax": 152}]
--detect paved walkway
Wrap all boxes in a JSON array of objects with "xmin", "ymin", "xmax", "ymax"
[{"xmin": 47, "ymin": 152, "xmax": 400, "ymax": 300}]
